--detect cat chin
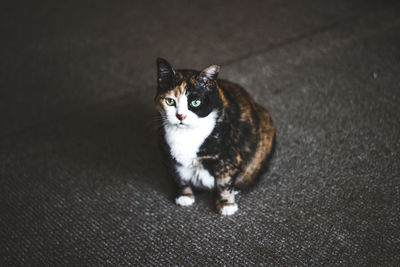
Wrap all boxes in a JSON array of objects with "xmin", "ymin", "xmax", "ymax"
[{"xmin": 177, "ymin": 123, "xmax": 191, "ymax": 128}]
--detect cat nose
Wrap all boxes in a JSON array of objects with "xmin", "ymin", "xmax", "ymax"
[{"xmin": 176, "ymin": 113, "xmax": 186, "ymax": 121}]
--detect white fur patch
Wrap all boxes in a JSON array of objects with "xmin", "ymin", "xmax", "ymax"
[
  {"xmin": 220, "ymin": 203, "xmax": 238, "ymax": 216},
  {"xmin": 176, "ymin": 94, "xmax": 189, "ymax": 117},
  {"xmin": 163, "ymin": 108, "xmax": 217, "ymax": 189},
  {"xmin": 177, "ymin": 165, "xmax": 215, "ymax": 189},
  {"xmin": 164, "ymin": 114, "xmax": 215, "ymax": 165},
  {"xmin": 175, "ymin": 196, "xmax": 195, "ymax": 206}
]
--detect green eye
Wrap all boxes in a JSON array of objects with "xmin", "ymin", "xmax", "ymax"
[
  {"xmin": 165, "ymin": 98, "xmax": 175, "ymax": 106},
  {"xmin": 191, "ymin": 99, "xmax": 201, "ymax": 107}
]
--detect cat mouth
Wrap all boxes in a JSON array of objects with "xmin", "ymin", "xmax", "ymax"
[{"xmin": 177, "ymin": 121, "xmax": 189, "ymax": 127}]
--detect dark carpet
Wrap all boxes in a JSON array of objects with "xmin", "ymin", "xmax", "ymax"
[{"xmin": 1, "ymin": 0, "xmax": 399, "ymax": 265}]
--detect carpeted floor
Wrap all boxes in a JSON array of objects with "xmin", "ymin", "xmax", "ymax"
[{"xmin": 1, "ymin": 1, "xmax": 399, "ymax": 265}]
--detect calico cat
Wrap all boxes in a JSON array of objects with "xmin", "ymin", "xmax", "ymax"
[{"xmin": 155, "ymin": 58, "xmax": 275, "ymax": 216}]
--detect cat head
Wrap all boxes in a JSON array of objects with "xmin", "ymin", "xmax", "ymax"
[{"xmin": 155, "ymin": 58, "xmax": 222, "ymax": 128}]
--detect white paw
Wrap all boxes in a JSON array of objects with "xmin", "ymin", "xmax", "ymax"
[
  {"xmin": 175, "ymin": 196, "xmax": 195, "ymax": 206},
  {"xmin": 220, "ymin": 203, "xmax": 238, "ymax": 216}
]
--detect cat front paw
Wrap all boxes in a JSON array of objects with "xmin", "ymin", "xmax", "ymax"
[
  {"xmin": 175, "ymin": 195, "xmax": 195, "ymax": 206},
  {"xmin": 217, "ymin": 202, "xmax": 238, "ymax": 216}
]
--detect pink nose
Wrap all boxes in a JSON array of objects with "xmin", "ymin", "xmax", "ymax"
[{"xmin": 176, "ymin": 114, "xmax": 186, "ymax": 121}]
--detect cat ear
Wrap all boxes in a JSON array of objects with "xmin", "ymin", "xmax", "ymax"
[
  {"xmin": 197, "ymin": 64, "xmax": 220, "ymax": 89},
  {"xmin": 199, "ymin": 65, "xmax": 220, "ymax": 81},
  {"xmin": 157, "ymin": 58, "xmax": 175, "ymax": 89}
]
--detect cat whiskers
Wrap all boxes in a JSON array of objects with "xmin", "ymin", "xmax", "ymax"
[{"xmin": 149, "ymin": 113, "xmax": 170, "ymax": 131}]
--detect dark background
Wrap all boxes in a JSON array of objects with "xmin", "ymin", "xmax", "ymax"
[{"xmin": 1, "ymin": 0, "xmax": 399, "ymax": 265}]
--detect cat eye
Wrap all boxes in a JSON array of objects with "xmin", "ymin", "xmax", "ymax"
[
  {"xmin": 165, "ymin": 98, "xmax": 175, "ymax": 106},
  {"xmin": 190, "ymin": 99, "xmax": 201, "ymax": 107}
]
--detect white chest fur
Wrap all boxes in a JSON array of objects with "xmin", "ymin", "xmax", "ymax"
[{"xmin": 164, "ymin": 111, "xmax": 217, "ymax": 189}]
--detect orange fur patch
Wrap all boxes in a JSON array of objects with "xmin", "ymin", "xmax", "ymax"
[
  {"xmin": 155, "ymin": 81, "xmax": 188, "ymax": 110},
  {"xmin": 173, "ymin": 81, "xmax": 187, "ymax": 97},
  {"xmin": 218, "ymin": 86, "xmax": 228, "ymax": 108}
]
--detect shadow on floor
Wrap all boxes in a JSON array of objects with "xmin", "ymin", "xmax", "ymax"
[{"xmin": 47, "ymin": 91, "xmax": 176, "ymax": 197}]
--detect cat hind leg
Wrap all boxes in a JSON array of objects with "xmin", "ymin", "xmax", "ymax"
[{"xmin": 216, "ymin": 177, "xmax": 238, "ymax": 216}]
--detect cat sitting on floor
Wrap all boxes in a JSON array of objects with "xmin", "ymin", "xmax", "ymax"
[{"xmin": 155, "ymin": 58, "xmax": 275, "ymax": 216}]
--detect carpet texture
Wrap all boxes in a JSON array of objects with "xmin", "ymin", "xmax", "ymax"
[{"xmin": 1, "ymin": 0, "xmax": 399, "ymax": 265}]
